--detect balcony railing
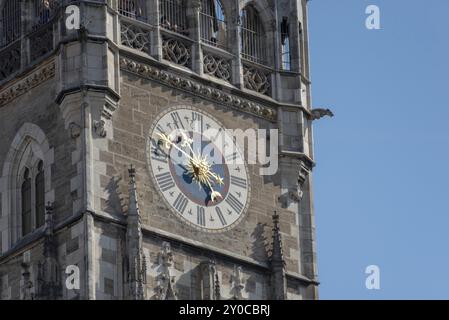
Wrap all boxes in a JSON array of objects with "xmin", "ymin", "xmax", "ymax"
[
  {"xmin": 121, "ymin": 20, "xmax": 152, "ymax": 55},
  {"xmin": 200, "ymin": 0, "xmax": 227, "ymax": 49},
  {"xmin": 242, "ymin": 61, "xmax": 272, "ymax": 97},
  {"xmin": 161, "ymin": 32, "xmax": 192, "ymax": 69},
  {"xmin": 118, "ymin": 15, "xmax": 274, "ymax": 97},
  {"xmin": 118, "ymin": 0, "xmax": 147, "ymax": 22},
  {"xmin": 202, "ymin": 46, "xmax": 232, "ymax": 83},
  {"xmin": 159, "ymin": 0, "xmax": 188, "ymax": 35}
]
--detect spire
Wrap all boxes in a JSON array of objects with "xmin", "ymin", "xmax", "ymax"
[
  {"xmin": 270, "ymin": 211, "xmax": 287, "ymax": 300},
  {"xmin": 37, "ymin": 202, "xmax": 62, "ymax": 300},
  {"xmin": 43, "ymin": 202, "xmax": 56, "ymax": 257},
  {"xmin": 214, "ymin": 273, "xmax": 221, "ymax": 300},
  {"xmin": 271, "ymin": 211, "xmax": 284, "ymax": 263},
  {"xmin": 126, "ymin": 165, "xmax": 147, "ymax": 300}
]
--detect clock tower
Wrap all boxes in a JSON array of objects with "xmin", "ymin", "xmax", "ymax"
[{"xmin": 0, "ymin": 0, "xmax": 322, "ymax": 300}]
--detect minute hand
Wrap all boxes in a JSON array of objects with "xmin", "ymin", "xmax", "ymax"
[{"xmin": 157, "ymin": 132, "xmax": 195, "ymax": 163}]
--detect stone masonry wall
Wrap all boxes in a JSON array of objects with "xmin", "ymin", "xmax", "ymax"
[{"xmin": 92, "ymin": 72, "xmax": 302, "ymax": 275}]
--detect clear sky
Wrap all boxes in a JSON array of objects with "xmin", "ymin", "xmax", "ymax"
[{"xmin": 309, "ymin": 0, "xmax": 449, "ymax": 299}]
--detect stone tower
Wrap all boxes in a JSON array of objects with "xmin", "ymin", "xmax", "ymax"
[{"xmin": 0, "ymin": 0, "xmax": 320, "ymax": 299}]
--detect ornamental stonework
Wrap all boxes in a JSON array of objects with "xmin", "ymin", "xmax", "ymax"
[
  {"xmin": 0, "ymin": 61, "xmax": 56, "ymax": 107},
  {"xmin": 119, "ymin": 57, "xmax": 277, "ymax": 122}
]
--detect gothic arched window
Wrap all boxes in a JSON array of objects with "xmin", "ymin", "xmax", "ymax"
[
  {"xmin": 200, "ymin": 0, "xmax": 227, "ymax": 49},
  {"xmin": 1, "ymin": 123, "xmax": 53, "ymax": 251},
  {"xmin": 21, "ymin": 169, "xmax": 32, "ymax": 236},
  {"xmin": 0, "ymin": 0, "xmax": 21, "ymax": 47},
  {"xmin": 35, "ymin": 161, "xmax": 45, "ymax": 228},
  {"xmin": 159, "ymin": 0, "xmax": 188, "ymax": 35},
  {"xmin": 280, "ymin": 17, "xmax": 291, "ymax": 71},
  {"xmin": 240, "ymin": 5, "xmax": 266, "ymax": 64}
]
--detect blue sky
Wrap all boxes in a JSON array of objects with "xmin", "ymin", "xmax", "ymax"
[{"xmin": 309, "ymin": 0, "xmax": 449, "ymax": 299}]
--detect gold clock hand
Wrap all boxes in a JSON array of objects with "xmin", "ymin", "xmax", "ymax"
[
  {"xmin": 158, "ymin": 132, "xmax": 225, "ymax": 201},
  {"xmin": 157, "ymin": 132, "xmax": 194, "ymax": 162},
  {"xmin": 206, "ymin": 179, "xmax": 223, "ymax": 203}
]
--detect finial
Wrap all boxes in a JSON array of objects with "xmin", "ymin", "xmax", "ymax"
[
  {"xmin": 45, "ymin": 201, "xmax": 53, "ymax": 213},
  {"xmin": 271, "ymin": 211, "xmax": 285, "ymax": 264},
  {"xmin": 214, "ymin": 273, "xmax": 221, "ymax": 300},
  {"xmin": 128, "ymin": 164, "xmax": 136, "ymax": 178}
]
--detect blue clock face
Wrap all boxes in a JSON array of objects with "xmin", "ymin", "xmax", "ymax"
[
  {"xmin": 168, "ymin": 134, "xmax": 230, "ymax": 207},
  {"xmin": 147, "ymin": 106, "xmax": 250, "ymax": 232}
]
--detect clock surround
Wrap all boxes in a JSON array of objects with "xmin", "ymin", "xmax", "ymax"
[{"xmin": 146, "ymin": 105, "xmax": 251, "ymax": 233}]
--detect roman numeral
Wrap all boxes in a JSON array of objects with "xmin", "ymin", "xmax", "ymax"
[
  {"xmin": 225, "ymin": 152, "xmax": 238, "ymax": 162},
  {"xmin": 150, "ymin": 139, "xmax": 168, "ymax": 163},
  {"xmin": 225, "ymin": 194, "xmax": 244, "ymax": 214},
  {"xmin": 197, "ymin": 206, "xmax": 206, "ymax": 226},
  {"xmin": 156, "ymin": 124, "xmax": 165, "ymax": 133},
  {"xmin": 173, "ymin": 193, "xmax": 188, "ymax": 214},
  {"xmin": 171, "ymin": 112, "xmax": 185, "ymax": 129},
  {"xmin": 191, "ymin": 112, "xmax": 203, "ymax": 133},
  {"xmin": 230, "ymin": 175, "xmax": 247, "ymax": 189},
  {"xmin": 215, "ymin": 207, "xmax": 227, "ymax": 226},
  {"xmin": 151, "ymin": 155, "xmax": 167, "ymax": 164},
  {"xmin": 155, "ymin": 172, "xmax": 175, "ymax": 192}
]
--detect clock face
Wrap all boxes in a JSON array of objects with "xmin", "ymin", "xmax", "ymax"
[{"xmin": 146, "ymin": 106, "xmax": 250, "ymax": 232}]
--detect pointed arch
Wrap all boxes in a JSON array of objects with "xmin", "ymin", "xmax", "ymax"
[
  {"xmin": 240, "ymin": 4, "xmax": 266, "ymax": 65},
  {"xmin": 200, "ymin": 0, "xmax": 227, "ymax": 49},
  {"xmin": 0, "ymin": 123, "xmax": 54, "ymax": 253}
]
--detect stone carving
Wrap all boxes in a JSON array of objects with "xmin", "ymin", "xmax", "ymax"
[
  {"xmin": 69, "ymin": 122, "xmax": 81, "ymax": 139},
  {"xmin": 230, "ymin": 265, "xmax": 245, "ymax": 300},
  {"xmin": 154, "ymin": 241, "xmax": 177, "ymax": 300},
  {"xmin": 119, "ymin": 58, "xmax": 276, "ymax": 122},
  {"xmin": 290, "ymin": 160, "xmax": 311, "ymax": 203},
  {"xmin": 203, "ymin": 54, "xmax": 231, "ymax": 82},
  {"xmin": 200, "ymin": 260, "xmax": 221, "ymax": 300},
  {"xmin": 310, "ymin": 108, "xmax": 334, "ymax": 121},
  {"xmin": 162, "ymin": 38, "xmax": 191, "ymax": 67},
  {"xmin": 0, "ymin": 61, "xmax": 55, "ymax": 106},
  {"xmin": 279, "ymin": 160, "xmax": 311, "ymax": 207},
  {"xmin": 30, "ymin": 26, "xmax": 54, "ymax": 61},
  {"xmin": 21, "ymin": 262, "xmax": 34, "ymax": 300},
  {"xmin": 93, "ymin": 120, "xmax": 107, "ymax": 138},
  {"xmin": 121, "ymin": 22, "xmax": 151, "ymax": 54},
  {"xmin": 102, "ymin": 101, "xmax": 117, "ymax": 120},
  {"xmin": 243, "ymin": 66, "xmax": 271, "ymax": 96},
  {"xmin": 0, "ymin": 43, "xmax": 21, "ymax": 82}
]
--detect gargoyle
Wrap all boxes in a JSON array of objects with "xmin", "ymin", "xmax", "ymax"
[{"xmin": 310, "ymin": 108, "xmax": 334, "ymax": 121}]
